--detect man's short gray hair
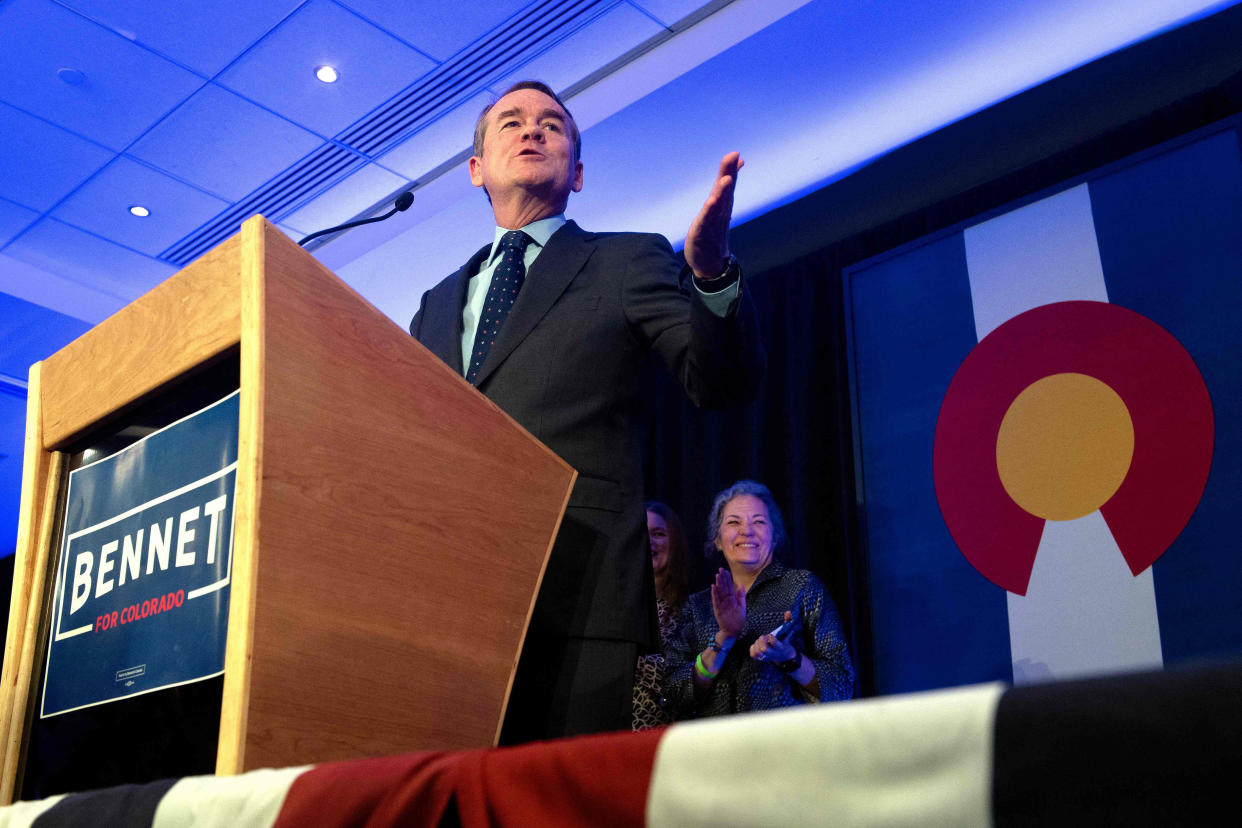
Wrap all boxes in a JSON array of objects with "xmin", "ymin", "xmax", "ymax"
[{"xmin": 472, "ymin": 80, "xmax": 581, "ymax": 163}]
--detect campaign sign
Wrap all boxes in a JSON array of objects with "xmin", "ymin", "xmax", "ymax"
[{"xmin": 41, "ymin": 392, "xmax": 239, "ymax": 717}]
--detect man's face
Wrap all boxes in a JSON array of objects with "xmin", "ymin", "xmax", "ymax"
[{"xmin": 469, "ymin": 88, "xmax": 583, "ymax": 210}]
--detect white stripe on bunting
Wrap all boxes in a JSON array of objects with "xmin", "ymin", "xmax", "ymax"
[
  {"xmin": 647, "ymin": 683, "xmax": 1002, "ymax": 828},
  {"xmin": 153, "ymin": 765, "xmax": 310, "ymax": 828}
]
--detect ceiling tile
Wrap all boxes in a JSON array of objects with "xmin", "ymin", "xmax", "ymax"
[
  {"xmin": 337, "ymin": 0, "xmax": 529, "ymax": 61},
  {"xmin": 55, "ymin": 0, "xmax": 305, "ymax": 78},
  {"xmin": 0, "ymin": 200, "xmax": 40, "ymax": 248},
  {"xmin": 50, "ymin": 158, "xmax": 230, "ymax": 257},
  {"xmin": 491, "ymin": 4, "xmax": 665, "ymax": 96},
  {"xmin": 217, "ymin": 0, "xmax": 438, "ymax": 138},
  {"xmin": 281, "ymin": 162, "xmax": 408, "ymax": 235},
  {"xmin": 0, "ymin": 0, "xmax": 204, "ymax": 152},
  {"xmin": 631, "ymin": 0, "xmax": 713, "ymax": 27},
  {"xmin": 129, "ymin": 84, "xmax": 325, "ymax": 202},
  {"xmin": 0, "ymin": 105, "xmax": 115, "ymax": 213},
  {"xmin": 5, "ymin": 219, "xmax": 176, "ymax": 301},
  {"xmin": 274, "ymin": 224, "xmax": 307, "ymax": 244},
  {"xmin": 377, "ymin": 92, "xmax": 492, "ymax": 181}
]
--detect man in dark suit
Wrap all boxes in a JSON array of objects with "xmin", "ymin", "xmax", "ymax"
[{"xmin": 409, "ymin": 81, "xmax": 762, "ymax": 742}]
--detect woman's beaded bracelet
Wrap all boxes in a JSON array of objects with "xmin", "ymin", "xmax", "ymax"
[{"xmin": 694, "ymin": 653, "xmax": 719, "ymax": 679}]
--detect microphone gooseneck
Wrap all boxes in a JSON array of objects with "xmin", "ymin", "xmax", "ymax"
[{"xmin": 297, "ymin": 190, "xmax": 415, "ymax": 247}]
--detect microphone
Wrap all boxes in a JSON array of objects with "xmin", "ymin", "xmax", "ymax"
[{"xmin": 297, "ymin": 190, "xmax": 414, "ymax": 247}]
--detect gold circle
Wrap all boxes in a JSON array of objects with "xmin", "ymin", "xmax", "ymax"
[{"xmin": 996, "ymin": 373, "xmax": 1135, "ymax": 521}]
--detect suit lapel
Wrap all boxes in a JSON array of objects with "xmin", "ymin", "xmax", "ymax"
[
  {"xmin": 472, "ymin": 220, "xmax": 594, "ymax": 387},
  {"xmin": 423, "ymin": 244, "xmax": 489, "ymax": 375}
]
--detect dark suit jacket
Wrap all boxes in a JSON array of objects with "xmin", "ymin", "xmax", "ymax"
[{"xmin": 410, "ymin": 220, "xmax": 763, "ymax": 646}]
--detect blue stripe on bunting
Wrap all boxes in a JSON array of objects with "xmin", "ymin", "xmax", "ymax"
[{"xmin": 33, "ymin": 778, "xmax": 176, "ymax": 827}]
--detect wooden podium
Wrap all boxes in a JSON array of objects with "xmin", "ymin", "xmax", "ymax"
[{"xmin": 0, "ymin": 217, "xmax": 575, "ymax": 802}]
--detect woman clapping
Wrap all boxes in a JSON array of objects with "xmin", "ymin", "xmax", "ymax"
[{"xmin": 663, "ymin": 480, "xmax": 854, "ymax": 719}]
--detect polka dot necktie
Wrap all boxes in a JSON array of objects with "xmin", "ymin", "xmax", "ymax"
[{"xmin": 466, "ymin": 230, "xmax": 531, "ymax": 384}]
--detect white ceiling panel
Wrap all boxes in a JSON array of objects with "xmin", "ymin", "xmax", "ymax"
[
  {"xmin": 490, "ymin": 3, "xmax": 666, "ymax": 95},
  {"xmin": 217, "ymin": 0, "xmax": 439, "ymax": 138},
  {"xmin": 564, "ymin": 0, "xmax": 815, "ymax": 134},
  {"xmin": 331, "ymin": 174, "xmax": 494, "ymax": 325},
  {"xmin": 337, "ymin": 0, "xmax": 531, "ymax": 62},
  {"xmin": 0, "ymin": 254, "xmax": 127, "ymax": 325},
  {"xmin": 0, "ymin": 102, "xmax": 113, "ymax": 212},
  {"xmin": 377, "ymin": 92, "xmax": 492, "ymax": 181},
  {"xmin": 129, "ymin": 83, "xmax": 325, "ymax": 202},
  {"xmin": 55, "ymin": 0, "xmax": 306, "ymax": 78},
  {"xmin": 0, "ymin": 201, "xmax": 39, "ymax": 249},
  {"xmin": 49, "ymin": 158, "xmax": 230, "ymax": 257},
  {"xmin": 0, "ymin": 0, "xmax": 204, "ymax": 152},
  {"xmin": 275, "ymin": 224, "xmax": 308, "ymax": 244},
  {"xmin": 632, "ymin": 0, "xmax": 717, "ymax": 26},
  {"xmin": 282, "ymin": 163, "xmax": 408, "ymax": 235},
  {"xmin": 5, "ymin": 219, "xmax": 175, "ymax": 302}
]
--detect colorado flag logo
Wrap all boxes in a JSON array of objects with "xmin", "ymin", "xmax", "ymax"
[{"xmin": 847, "ymin": 125, "xmax": 1242, "ymax": 693}]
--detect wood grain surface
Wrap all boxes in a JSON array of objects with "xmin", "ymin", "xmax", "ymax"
[
  {"xmin": 0, "ymin": 366, "xmax": 62, "ymax": 803},
  {"xmin": 40, "ymin": 237, "xmax": 241, "ymax": 449},
  {"xmin": 232, "ymin": 218, "xmax": 573, "ymax": 770}
]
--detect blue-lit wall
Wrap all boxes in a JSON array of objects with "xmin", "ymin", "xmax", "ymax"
[{"xmin": 0, "ymin": 293, "xmax": 89, "ymax": 557}]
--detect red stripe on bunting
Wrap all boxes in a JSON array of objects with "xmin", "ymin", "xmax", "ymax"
[
  {"xmin": 271, "ymin": 727, "xmax": 665, "ymax": 827},
  {"xmin": 273, "ymin": 751, "xmax": 467, "ymax": 827},
  {"xmin": 456, "ymin": 728, "xmax": 664, "ymax": 827}
]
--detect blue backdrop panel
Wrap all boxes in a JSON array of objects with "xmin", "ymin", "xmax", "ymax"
[
  {"xmin": 0, "ymin": 292, "xmax": 91, "ymax": 556},
  {"xmin": 848, "ymin": 234, "xmax": 1011, "ymax": 695},
  {"xmin": 42, "ymin": 392, "xmax": 238, "ymax": 717},
  {"xmin": 849, "ymin": 121, "xmax": 1242, "ymax": 697},
  {"xmin": 1091, "ymin": 126, "xmax": 1242, "ymax": 665}
]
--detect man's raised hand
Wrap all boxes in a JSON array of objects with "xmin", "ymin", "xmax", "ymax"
[{"xmin": 685, "ymin": 152, "xmax": 744, "ymax": 282}]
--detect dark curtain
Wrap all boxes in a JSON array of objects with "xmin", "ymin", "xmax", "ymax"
[{"xmin": 638, "ymin": 249, "xmax": 864, "ymax": 685}]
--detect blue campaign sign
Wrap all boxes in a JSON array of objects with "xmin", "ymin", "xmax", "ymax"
[{"xmin": 42, "ymin": 392, "xmax": 239, "ymax": 717}]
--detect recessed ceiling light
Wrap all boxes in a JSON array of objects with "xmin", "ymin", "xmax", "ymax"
[
  {"xmin": 129, "ymin": 205, "xmax": 150, "ymax": 217},
  {"xmin": 57, "ymin": 68, "xmax": 85, "ymax": 86},
  {"xmin": 315, "ymin": 65, "xmax": 339, "ymax": 84}
]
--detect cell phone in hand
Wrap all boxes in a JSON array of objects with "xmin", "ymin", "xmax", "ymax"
[{"xmin": 769, "ymin": 616, "xmax": 800, "ymax": 641}]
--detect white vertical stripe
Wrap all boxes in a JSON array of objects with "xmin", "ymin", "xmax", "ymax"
[
  {"xmin": 647, "ymin": 683, "xmax": 1003, "ymax": 828},
  {"xmin": 153, "ymin": 766, "xmax": 310, "ymax": 828},
  {"xmin": 1009, "ymin": 514, "xmax": 1163, "ymax": 683},
  {"xmin": 964, "ymin": 184, "xmax": 1108, "ymax": 340},
  {"xmin": 962, "ymin": 184, "xmax": 1163, "ymax": 683}
]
